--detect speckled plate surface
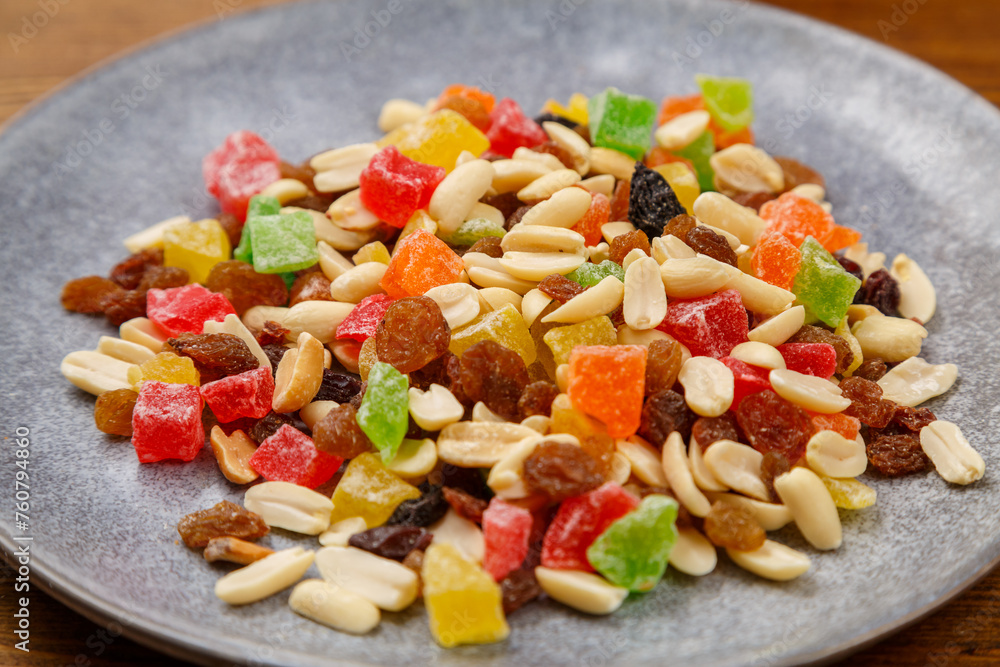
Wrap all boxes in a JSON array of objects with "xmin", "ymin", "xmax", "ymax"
[{"xmin": 2, "ymin": 1, "xmax": 1000, "ymax": 665}]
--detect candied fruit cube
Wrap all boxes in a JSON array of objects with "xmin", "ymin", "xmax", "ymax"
[
  {"xmin": 720, "ymin": 356, "xmax": 771, "ymax": 410},
  {"xmin": 336, "ymin": 294, "xmax": 395, "ymax": 343},
  {"xmin": 356, "ymin": 362, "xmax": 409, "ymax": 465},
  {"xmin": 202, "ymin": 130, "xmax": 281, "ymax": 220},
  {"xmin": 657, "ymin": 94, "xmax": 704, "ymax": 127},
  {"xmin": 653, "ymin": 162, "xmax": 700, "ymax": 214},
  {"xmin": 146, "ymin": 284, "xmax": 237, "ymax": 337},
  {"xmin": 657, "ymin": 289, "xmax": 748, "ymax": 359},
  {"xmin": 128, "ymin": 352, "xmax": 200, "ymax": 391},
  {"xmin": 442, "ymin": 218, "xmax": 506, "ymax": 247},
  {"xmin": 810, "ymin": 412, "xmax": 861, "ymax": 441},
  {"xmin": 234, "ymin": 195, "xmax": 282, "ymax": 264},
  {"xmin": 565, "ymin": 260, "xmax": 624, "ymax": 288},
  {"xmin": 249, "ymin": 424, "xmax": 341, "ymax": 489},
  {"xmin": 572, "ymin": 191, "xmax": 610, "ymax": 247},
  {"xmin": 759, "ymin": 192, "xmax": 834, "ymax": 249},
  {"xmin": 543, "ymin": 92, "xmax": 589, "ymax": 125},
  {"xmin": 695, "ymin": 75, "xmax": 754, "ymax": 132},
  {"xmin": 672, "ymin": 130, "xmax": 716, "ymax": 192},
  {"xmin": 438, "ymin": 84, "xmax": 496, "ymax": 113},
  {"xmin": 329, "ymin": 452, "xmax": 420, "ymax": 527},
  {"xmin": 423, "ymin": 542, "xmax": 510, "ymax": 647},
  {"xmin": 353, "ymin": 241, "xmax": 392, "ymax": 265},
  {"xmin": 543, "ymin": 316, "xmax": 617, "ymax": 367},
  {"xmin": 359, "ymin": 146, "xmax": 446, "ymax": 228},
  {"xmin": 587, "ymin": 494, "xmax": 678, "ymax": 592},
  {"xmin": 380, "ymin": 229, "xmax": 464, "ymax": 298},
  {"xmin": 587, "ymin": 87, "xmax": 657, "ymax": 160},
  {"xmin": 247, "ymin": 211, "xmax": 319, "ymax": 274},
  {"xmin": 567, "ymin": 345, "xmax": 646, "ymax": 438},
  {"xmin": 751, "ymin": 230, "xmax": 801, "ymax": 291},
  {"xmin": 792, "ymin": 237, "xmax": 861, "ymax": 327},
  {"xmin": 379, "ymin": 110, "xmax": 490, "ymax": 172},
  {"xmin": 482, "ymin": 498, "xmax": 532, "ymax": 582},
  {"xmin": 777, "ymin": 342, "xmax": 837, "ymax": 379},
  {"xmin": 541, "ymin": 482, "xmax": 640, "ymax": 571},
  {"xmin": 131, "ymin": 381, "xmax": 204, "ymax": 463},
  {"xmin": 485, "ymin": 98, "xmax": 548, "ymax": 158},
  {"xmin": 163, "ymin": 218, "xmax": 231, "ymax": 285},
  {"xmin": 449, "ymin": 303, "xmax": 537, "ymax": 367},
  {"xmin": 200, "ymin": 366, "xmax": 274, "ymax": 422}
]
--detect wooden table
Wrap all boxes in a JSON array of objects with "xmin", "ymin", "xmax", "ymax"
[{"xmin": 2, "ymin": 0, "xmax": 999, "ymax": 664}]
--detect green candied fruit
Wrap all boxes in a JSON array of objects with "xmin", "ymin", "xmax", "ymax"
[
  {"xmin": 587, "ymin": 87, "xmax": 657, "ymax": 160},
  {"xmin": 587, "ymin": 494, "xmax": 678, "ymax": 592},
  {"xmin": 566, "ymin": 260, "xmax": 624, "ymax": 288},
  {"xmin": 248, "ymin": 210, "xmax": 319, "ymax": 274},
  {"xmin": 234, "ymin": 195, "xmax": 283, "ymax": 263},
  {"xmin": 356, "ymin": 361, "xmax": 409, "ymax": 465},
  {"xmin": 442, "ymin": 218, "xmax": 505, "ymax": 246},
  {"xmin": 695, "ymin": 74, "xmax": 754, "ymax": 132},
  {"xmin": 543, "ymin": 316, "xmax": 617, "ymax": 366},
  {"xmin": 792, "ymin": 236, "xmax": 862, "ymax": 327},
  {"xmin": 673, "ymin": 130, "xmax": 716, "ymax": 192}
]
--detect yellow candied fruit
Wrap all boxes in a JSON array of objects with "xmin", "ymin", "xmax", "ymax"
[
  {"xmin": 163, "ymin": 218, "xmax": 231, "ymax": 284},
  {"xmin": 378, "ymin": 110, "xmax": 489, "ymax": 172},
  {"xmin": 353, "ymin": 241, "xmax": 391, "ymax": 265},
  {"xmin": 654, "ymin": 162, "xmax": 701, "ymax": 214},
  {"xmin": 449, "ymin": 303, "xmax": 537, "ymax": 367},
  {"xmin": 127, "ymin": 352, "xmax": 200, "ymax": 391},
  {"xmin": 820, "ymin": 476, "xmax": 876, "ymax": 509},
  {"xmin": 329, "ymin": 452, "xmax": 420, "ymax": 527},
  {"xmin": 396, "ymin": 210, "xmax": 438, "ymax": 247},
  {"xmin": 543, "ymin": 316, "xmax": 617, "ymax": 367},
  {"xmin": 835, "ymin": 316, "xmax": 864, "ymax": 376},
  {"xmin": 358, "ymin": 336, "xmax": 378, "ymax": 382},
  {"xmin": 543, "ymin": 93, "xmax": 589, "ymax": 126},
  {"xmin": 422, "ymin": 542, "xmax": 510, "ymax": 648}
]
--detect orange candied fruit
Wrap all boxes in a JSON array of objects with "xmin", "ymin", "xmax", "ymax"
[
  {"xmin": 437, "ymin": 84, "xmax": 495, "ymax": 113},
  {"xmin": 751, "ymin": 230, "xmax": 801, "ymax": 291},
  {"xmin": 571, "ymin": 190, "xmax": 610, "ymax": 247},
  {"xmin": 822, "ymin": 224, "xmax": 863, "ymax": 253},
  {"xmin": 567, "ymin": 345, "xmax": 647, "ymax": 439},
  {"xmin": 809, "ymin": 412, "xmax": 861, "ymax": 441},
  {"xmin": 379, "ymin": 229, "xmax": 464, "ymax": 299},
  {"xmin": 644, "ymin": 147, "xmax": 696, "ymax": 173},
  {"xmin": 759, "ymin": 192, "xmax": 835, "ymax": 249},
  {"xmin": 656, "ymin": 93, "xmax": 755, "ymax": 150}
]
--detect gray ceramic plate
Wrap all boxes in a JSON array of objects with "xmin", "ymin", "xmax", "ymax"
[{"xmin": 2, "ymin": 0, "xmax": 1000, "ymax": 665}]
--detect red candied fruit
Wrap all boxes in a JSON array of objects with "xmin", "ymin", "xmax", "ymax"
[
  {"xmin": 657, "ymin": 289, "xmax": 749, "ymax": 359},
  {"xmin": 359, "ymin": 146, "xmax": 446, "ymax": 228},
  {"xmin": 486, "ymin": 98, "xmax": 548, "ymax": 158},
  {"xmin": 776, "ymin": 343, "xmax": 837, "ymax": 379},
  {"xmin": 202, "ymin": 131, "xmax": 282, "ymax": 219},
  {"xmin": 146, "ymin": 284, "xmax": 237, "ymax": 337},
  {"xmin": 719, "ymin": 356, "xmax": 772, "ymax": 410},
  {"xmin": 541, "ymin": 482, "xmax": 640, "ymax": 572},
  {"xmin": 482, "ymin": 498, "xmax": 533, "ymax": 582},
  {"xmin": 200, "ymin": 366, "xmax": 274, "ymax": 423},
  {"xmin": 131, "ymin": 381, "xmax": 205, "ymax": 463},
  {"xmin": 249, "ymin": 424, "xmax": 342, "ymax": 489},
  {"xmin": 336, "ymin": 294, "xmax": 395, "ymax": 343}
]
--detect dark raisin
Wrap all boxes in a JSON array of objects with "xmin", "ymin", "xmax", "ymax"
[
  {"xmin": 867, "ymin": 434, "xmax": 929, "ymax": 476},
  {"xmin": 836, "ymin": 256, "xmax": 865, "ymax": 283},
  {"xmin": 628, "ymin": 163, "xmax": 685, "ymax": 240},
  {"xmin": 645, "ymin": 338, "xmax": 683, "ymax": 396},
  {"xmin": 523, "ymin": 440, "xmax": 604, "ymax": 502},
  {"xmin": 760, "ymin": 452, "xmax": 791, "ymax": 502},
  {"xmin": 501, "ymin": 567, "xmax": 542, "ymax": 614},
  {"xmin": 279, "ymin": 159, "xmax": 318, "ymax": 191},
  {"xmin": 538, "ymin": 273, "xmax": 586, "ymax": 303},
  {"xmin": 312, "ymin": 404, "xmax": 373, "ymax": 458},
  {"xmin": 434, "ymin": 464, "xmax": 492, "ymax": 500},
  {"xmin": 481, "ymin": 192, "xmax": 524, "ymax": 221},
  {"xmin": 314, "ymin": 370, "xmax": 363, "ymax": 403},
  {"xmin": 856, "ymin": 268, "xmax": 900, "ymax": 316},
  {"xmin": 348, "ymin": 526, "xmax": 433, "ymax": 561},
  {"xmin": 853, "ymin": 357, "xmax": 888, "ymax": 382},
  {"xmin": 376, "ymin": 296, "xmax": 451, "ymax": 374},
  {"xmin": 686, "ymin": 226, "xmax": 737, "ymax": 267},
  {"xmin": 249, "ymin": 412, "xmax": 294, "ymax": 444},
  {"xmin": 177, "ymin": 500, "xmax": 268, "ymax": 548},
  {"xmin": 532, "ymin": 112, "xmax": 576, "ymax": 129},
  {"xmin": 109, "ymin": 248, "xmax": 163, "ymax": 289},
  {"xmin": 786, "ymin": 325, "xmax": 854, "ymax": 375},
  {"xmin": 163, "ymin": 333, "xmax": 259, "ymax": 384},
  {"xmin": 62, "ymin": 276, "xmax": 124, "ymax": 313},
  {"xmin": 840, "ymin": 377, "xmax": 896, "ymax": 429},
  {"xmin": 468, "ymin": 236, "xmax": 504, "ymax": 258},
  {"xmin": 608, "ymin": 229, "xmax": 651, "ymax": 265},
  {"xmin": 261, "ymin": 344, "xmax": 288, "ymax": 371},
  {"xmin": 408, "ymin": 352, "xmax": 459, "ymax": 392},
  {"xmin": 256, "ymin": 320, "xmax": 290, "ymax": 346},
  {"xmin": 442, "ymin": 486, "xmax": 489, "ymax": 523},
  {"xmin": 736, "ymin": 390, "xmax": 814, "ymax": 464},
  {"xmin": 518, "ymin": 381, "xmax": 559, "ymax": 419},
  {"xmin": 692, "ymin": 415, "xmax": 740, "ymax": 448},
  {"xmin": 206, "ymin": 260, "xmax": 288, "ymax": 316},
  {"xmin": 640, "ymin": 390, "xmax": 696, "ymax": 445},
  {"xmin": 505, "ymin": 204, "xmax": 534, "ymax": 231},
  {"xmin": 101, "ymin": 290, "xmax": 147, "ymax": 326},
  {"xmin": 458, "ymin": 340, "xmax": 530, "ymax": 421},
  {"xmin": 386, "ymin": 485, "xmax": 450, "ymax": 527}
]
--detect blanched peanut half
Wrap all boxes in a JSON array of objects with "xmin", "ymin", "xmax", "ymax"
[
  {"xmin": 521, "ymin": 414, "xmax": 551, "ymax": 434},
  {"xmin": 773, "ymin": 468, "xmax": 842, "ymax": 550},
  {"xmin": 423, "ymin": 283, "xmax": 481, "ymax": 329},
  {"xmin": 122, "ymin": 214, "xmax": 189, "ymax": 253},
  {"xmin": 579, "ymin": 174, "xmax": 616, "ymax": 197},
  {"xmin": 718, "ymin": 264, "xmax": 796, "ymax": 316},
  {"xmin": 203, "ymin": 313, "xmax": 271, "ymax": 370},
  {"xmin": 770, "ymin": 368, "xmax": 851, "ymax": 414},
  {"xmin": 655, "ymin": 110, "xmax": 711, "ymax": 150},
  {"xmin": 727, "ymin": 540, "xmax": 811, "ymax": 582},
  {"xmin": 601, "ymin": 221, "xmax": 636, "ymax": 243},
  {"xmin": 521, "ymin": 289, "xmax": 554, "ymax": 328},
  {"xmin": 295, "ymin": 206, "xmax": 377, "ymax": 252},
  {"xmin": 408, "ymin": 384, "xmax": 464, "ymax": 432},
  {"xmin": 518, "ymin": 168, "xmax": 582, "ymax": 201},
  {"xmin": 521, "ymin": 186, "xmax": 593, "ymax": 228},
  {"xmin": 242, "ymin": 305, "xmax": 290, "ymax": 334},
  {"xmin": 273, "ymin": 332, "xmax": 325, "ymax": 413},
  {"xmin": 259, "ymin": 178, "xmax": 310, "ymax": 204},
  {"xmin": 319, "ymin": 517, "xmax": 368, "ymax": 547},
  {"xmin": 472, "ymin": 402, "xmax": 506, "ymax": 423},
  {"xmin": 877, "ymin": 356, "xmax": 957, "ymax": 408},
  {"xmin": 543, "ymin": 121, "xmax": 592, "ymax": 175},
  {"xmin": 437, "ymin": 421, "xmax": 538, "ymax": 467},
  {"xmin": 709, "ymin": 144, "xmax": 784, "ymax": 194},
  {"xmin": 662, "ymin": 432, "xmax": 711, "ymax": 517},
  {"xmin": 512, "ymin": 146, "xmax": 566, "ymax": 171},
  {"xmin": 244, "ymin": 481, "xmax": 334, "ymax": 535},
  {"xmin": 805, "ymin": 430, "xmax": 867, "ymax": 478},
  {"xmin": 617, "ymin": 436, "xmax": 668, "ymax": 486},
  {"xmin": 378, "ymin": 98, "xmax": 426, "ymax": 132},
  {"xmin": 386, "ymin": 438, "xmax": 438, "ymax": 479},
  {"xmin": 843, "ymin": 242, "xmax": 887, "ymax": 279},
  {"xmin": 430, "ymin": 159, "xmax": 495, "ymax": 234},
  {"xmin": 705, "ymin": 492, "xmax": 793, "ymax": 531},
  {"xmin": 430, "ymin": 508, "xmax": 485, "ymax": 562},
  {"xmin": 688, "ymin": 438, "xmax": 728, "ymax": 492},
  {"xmin": 921, "ymin": 421, "xmax": 985, "ymax": 485},
  {"xmin": 500, "ymin": 251, "xmax": 586, "ymax": 281},
  {"xmin": 692, "ymin": 192, "xmax": 766, "ymax": 246},
  {"xmin": 61, "ymin": 351, "xmax": 135, "ymax": 396},
  {"xmin": 789, "ymin": 183, "xmax": 825, "ymax": 203},
  {"xmin": 299, "ymin": 400, "xmax": 338, "ymax": 430},
  {"xmin": 502, "ymin": 224, "xmax": 586, "ymax": 255},
  {"xmin": 851, "ymin": 315, "xmax": 928, "ymax": 363},
  {"xmin": 541, "ymin": 275, "xmax": 624, "ymax": 324},
  {"xmin": 464, "ymin": 202, "xmax": 505, "ymax": 229},
  {"xmin": 652, "ymin": 235, "xmax": 696, "ymax": 263},
  {"xmin": 535, "ymin": 567, "xmax": 628, "ymax": 615},
  {"xmin": 703, "ymin": 440, "xmax": 769, "ymax": 501},
  {"xmin": 488, "ymin": 437, "xmax": 539, "ymax": 499},
  {"xmin": 660, "ymin": 257, "xmax": 731, "ymax": 298},
  {"xmin": 588, "ymin": 147, "xmax": 636, "ymax": 181},
  {"xmin": 209, "ymin": 426, "xmax": 259, "ymax": 484},
  {"xmin": 316, "ymin": 241, "xmax": 355, "ymax": 282},
  {"xmin": 669, "ymin": 527, "xmax": 718, "ymax": 576},
  {"xmin": 310, "ymin": 143, "xmax": 379, "ymax": 192},
  {"xmin": 555, "ymin": 364, "xmax": 570, "ymax": 393},
  {"xmin": 215, "ymin": 547, "xmax": 315, "ymax": 605},
  {"xmin": 315, "ymin": 546, "xmax": 419, "ymax": 612},
  {"xmin": 491, "ymin": 159, "xmax": 553, "ymax": 193},
  {"xmin": 96, "ymin": 336, "xmax": 155, "ymax": 365},
  {"xmin": 290, "ymin": 579, "xmax": 381, "ymax": 635},
  {"xmin": 890, "ymin": 253, "xmax": 936, "ymax": 323},
  {"xmin": 324, "ymin": 190, "xmax": 382, "ymax": 234},
  {"xmin": 329, "ymin": 262, "xmax": 387, "ymax": 304},
  {"xmin": 119, "ymin": 316, "xmax": 168, "ymax": 353},
  {"xmin": 617, "ymin": 325, "xmax": 670, "ymax": 349},
  {"xmin": 621, "ymin": 248, "xmax": 647, "ymax": 272},
  {"xmin": 588, "ymin": 241, "xmax": 611, "ymax": 264},
  {"xmin": 747, "ymin": 307, "xmax": 803, "ymax": 347},
  {"xmin": 204, "ymin": 537, "xmax": 274, "ymax": 565},
  {"xmin": 678, "ymin": 357, "xmax": 734, "ymax": 417},
  {"xmin": 729, "ymin": 341, "xmax": 785, "ymax": 370},
  {"xmin": 467, "ymin": 266, "xmax": 537, "ymax": 295},
  {"xmin": 624, "ymin": 256, "xmax": 667, "ymax": 330}
]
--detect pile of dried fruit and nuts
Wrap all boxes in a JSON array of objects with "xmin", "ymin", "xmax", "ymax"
[{"xmin": 59, "ymin": 77, "xmax": 983, "ymax": 647}]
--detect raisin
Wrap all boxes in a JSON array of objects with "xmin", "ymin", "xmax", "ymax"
[
  {"xmin": 574, "ymin": 124, "xmax": 591, "ymax": 145},
  {"xmin": 640, "ymin": 390, "xmax": 696, "ymax": 446},
  {"xmin": 774, "ymin": 156, "xmax": 825, "ymax": 191},
  {"xmin": 856, "ymin": 268, "xmax": 900, "ymax": 316},
  {"xmin": 249, "ymin": 412, "xmax": 294, "ymax": 444},
  {"xmin": 730, "ymin": 191, "xmax": 775, "ymax": 211},
  {"xmin": 853, "ymin": 357, "xmax": 888, "ymax": 382},
  {"xmin": 288, "ymin": 271, "xmax": 333, "ymax": 306},
  {"xmin": 481, "ymin": 192, "xmax": 523, "ymax": 221},
  {"xmin": 101, "ymin": 290, "xmax": 147, "ymax": 326},
  {"xmin": 442, "ymin": 486, "xmax": 489, "ymax": 523},
  {"xmin": 760, "ymin": 451, "xmax": 791, "ymax": 502},
  {"xmin": 501, "ymin": 567, "xmax": 542, "ymax": 614},
  {"xmin": 205, "ymin": 260, "xmax": 289, "ymax": 316},
  {"xmin": 786, "ymin": 325, "xmax": 854, "ymax": 375},
  {"xmin": 608, "ymin": 229, "xmax": 651, "ymax": 265},
  {"xmin": 216, "ymin": 212, "xmax": 244, "ymax": 249},
  {"xmin": 703, "ymin": 501, "xmax": 766, "ymax": 551},
  {"xmin": 312, "ymin": 404, "xmax": 373, "ymax": 458},
  {"xmin": 836, "ymin": 256, "xmax": 865, "ymax": 283},
  {"xmin": 893, "ymin": 406, "xmax": 937, "ymax": 432},
  {"xmin": 609, "ymin": 179, "xmax": 630, "ymax": 222},
  {"xmin": 286, "ymin": 193, "xmax": 335, "ymax": 211},
  {"xmin": 401, "ymin": 548, "xmax": 424, "ymax": 578},
  {"xmin": 523, "ymin": 440, "xmax": 604, "ymax": 502},
  {"xmin": 867, "ymin": 434, "xmax": 929, "ymax": 476},
  {"xmin": 177, "ymin": 500, "xmax": 269, "ymax": 548},
  {"xmin": 533, "ymin": 112, "xmax": 576, "ymax": 129},
  {"xmin": 94, "ymin": 388, "xmax": 138, "ymax": 437},
  {"xmin": 518, "ymin": 381, "xmax": 559, "ymax": 419},
  {"xmin": 437, "ymin": 95, "xmax": 492, "ymax": 132},
  {"xmin": 280, "ymin": 159, "xmax": 319, "ymax": 191},
  {"xmin": 61, "ymin": 276, "xmax": 123, "ymax": 313},
  {"xmin": 691, "ymin": 415, "xmax": 740, "ymax": 448},
  {"xmin": 408, "ymin": 352, "xmax": 459, "ymax": 392},
  {"xmin": 736, "ymin": 390, "xmax": 814, "ymax": 464},
  {"xmin": 662, "ymin": 214, "xmax": 697, "ymax": 243},
  {"xmin": 257, "ymin": 320, "xmax": 290, "ymax": 347},
  {"xmin": 261, "ymin": 344, "xmax": 288, "ymax": 371},
  {"xmin": 349, "ymin": 384, "xmax": 366, "ymax": 411},
  {"xmin": 628, "ymin": 162, "xmax": 685, "ymax": 240},
  {"xmin": 348, "ymin": 526, "xmax": 433, "ymax": 561},
  {"xmin": 386, "ymin": 484, "xmax": 449, "ymax": 527},
  {"xmin": 645, "ymin": 339, "xmax": 683, "ymax": 396},
  {"xmin": 467, "ymin": 236, "xmax": 504, "ymax": 258},
  {"xmin": 530, "ymin": 141, "xmax": 575, "ymax": 170},
  {"xmin": 109, "ymin": 248, "xmax": 163, "ymax": 289},
  {"xmin": 840, "ymin": 377, "xmax": 896, "ymax": 429},
  {"xmin": 458, "ymin": 340, "xmax": 530, "ymax": 421},
  {"xmin": 314, "ymin": 370, "xmax": 363, "ymax": 403},
  {"xmin": 505, "ymin": 204, "xmax": 535, "ymax": 231},
  {"xmin": 686, "ymin": 225, "xmax": 737, "ymax": 267},
  {"xmin": 538, "ymin": 273, "xmax": 586, "ymax": 303},
  {"xmin": 163, "ymin": 333, "xmax": 259, "ymax": 384},
  {"xmin": 434, "ymin": 463, "xmax": 492, "ymax": 500},
  {"xmin": 375, "ymin": 296, "xmax": 451, "ymax": 374},
  {"xmin": 137, "ymin": 265, "xmax": 189, "ymax": 292}
]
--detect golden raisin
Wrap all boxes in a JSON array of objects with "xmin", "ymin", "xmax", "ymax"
[
  {"xmin": 703, "ymin": 501, "xmax": 766, "ymax": 551},
  {"xmin": 61, "ymin": 276, "xmax": 123, "ymax": 313},
  {"xmin": 176, "ymin": 500, "xmax": 269, "ymax": 548},
  {"xmin": 94, "ymin": 388, "xmax": 138, "ymax": 436},
  {"xmin": 645, "ymin": 338, "xmax": 683, "ymax": 396},
  {"xmin": 523, "ymin": 440, "xmax": 604, "ymax": 502},
  {"xmin": 608, "ymin": 229, "xmax": 651, "ymax": 265}
]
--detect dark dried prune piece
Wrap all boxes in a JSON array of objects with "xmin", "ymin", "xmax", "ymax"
[
  {"xmin": 501, "ymin": 567, "xmax": 542, "ymax": 614},
  {"xmin": 458, "ymin": 340, "xmax": 530, "ymax": 421},
  {"xmin": 691, "ymin": 415, "xmax": 740, "ymax": 448},
  {"xmin": 640, "ymin": 390, "xmax": 696, "ymax": 445},
  {"xmin": 736, "ymin": 390, "xmax": 814, "ymax": 464},
  {"xmin": 62, "ymin": 275, "xmax": 123, "ymax": 313},
  {"xmin": 645, "ymin": 338, "xmax": 683, "ymax": 396},
  {"xmin": 703, "ymin": 501, "xmax": 766, "ymax": 551},
  {"xmin": 109, "ymin": 248, "xmax": 163, "ymax": 289},
  {"xmin": 387, "ymin": 485, "xmax": 449, "ymax": 527},
  {"xmin": 840, "ymin": 377, "xmax": 896, "ymax": 429},
  {"xmin": 786, "ymin": 325, "xmax": 854, "ymax": 375},
  {"xmin": 261, "ymin": 344, "xmax": 288, "ymax": 371},
  {"xmin": 538, "ymin": 273, "xmax": 586, "ymax": 303},
  {"xmin": 852, "ymin": 357, "xmax": 888, "ymax": 382},
  {"xmin": 249, "ymin": 412, "xmax": 293, "ymax": 444},
  {"xmin": 518, "ymin": 381, "xmax": 559, "ymax": 419},
  {"xmin": 867, "ymin": 434, "xmax": 929, "ymax": 477},
  {"xmin": 177, "ymin": 500, "xmax": 268, "ymax": 548},
  {"xmin": 376, "ymin": 296, "xmax": 451, "ymax": 374},
  {"xmin": 435, "ymin": 464, "xmax": 492, "ymax": 500},
  {"xmin": 467, "ymin": 236, "xmax": 504, "ymax": 258},
  {"xmin": 348, "ymin": 526, "xmax": 433, "ymax": 561},
  {"xmin": 442, "ymin": 486, "xmax": 489, "ymax": 523},
  {"xmin": 206, "ymin": 260, "xmax": 289, "ymax": 316},
  {"xmin": 288, "ymin": 271, "xmax": 333, "ymax": 306},
  {"xmin": 523, "ymin": 440, "xmax": 604, "ymax": 502},
  {"xmin": 856, "ymin": 268, "xmax": 900, "ymax": 316},
  {"xmin": 686, "ymin": 226, "xmax": 737, "ymax": 267},
  {"xmin": 312, "ymin": 404, "xmax": 373, "ymax": 458},
  {"xmin": 608, "ymin": 229, "xmax": 651, "ymax": 265},
  {"xmin": 629, "ymin": 162, "xmax": 684, "ymax": 240},
  {"xmin": 164, "ymin": 333, "xmax": 259, "ymax": 384},
  {"xmin": 314, "ymin": 370, "xmax": 363, "ymax": 403},
  {"xmin": 94, "ymin": 388, "xmax": 138, "ymax": 436}
]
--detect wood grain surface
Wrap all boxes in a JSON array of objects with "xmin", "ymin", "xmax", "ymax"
[{"xmin": 2, "ymin": 0, "xmax": 999, "ymax": 665}]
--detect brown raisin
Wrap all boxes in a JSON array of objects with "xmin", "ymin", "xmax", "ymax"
[
  {"xmin": 853, "ymin": 357, "xmax": 888, "ymax": 382},
  {"xmin": 867, "ymin": 434, "xmax": 929, "ymax": 477},
  {"xmin": 691, "ymin": 415, "xmax": 740, "ymax": 448},
  {"xmin": 856, "ymin": 268, "xmax": 900, "ymax": 316},
  {"xmin": 609, "ymin": 179, "xmax": 630, "ymax": 222},
  {"xmin": 760, "ymin": 451, "xmax": 791, "ymax": 502},
  {"xmin": 640, "ymin": 390, "xmax": 696, "ymax": 446},
  {"xmin": 481, "ymin": 192, "xmax": 523, "ymax": 221},
  {"xmin": 538, "ymin": 273, "xmax": 586, "ymax": 303},
  {"xmin": 518, "ymin": 381, "xmax": 559, "ymax": 419},
  {"xmin": 137, "ymin": 265, "xmax": 189, "ymax": 292},
  {"xmin": 442, "ymin": 487, "xmax": 489, "ymax": 523},
  {"xmin": 645, "ymin": 338, "xmax": 683, "ymax": 396},
  {"xmin": 61, "ymin": 276, "xmax": 123, "ymax": 313},
  {"xmin": 101, "ymin": 290, "xmax": 147, "ymax": 326},
  {"xmin": 109, "ymin": 248, "xmax": 163, "ymax": 289},
  {"xmin": 387, "ymin": 485, "xmax": 449, "ymax": 527},
  {"xmin": 893, "ymin": 406, "xmax": 937, "ymax": 432},
  {"xmin": 530, "ymin": 141, "xmax": 575, "ymax": 170},
  {"xmin": 505, "ymin": 204, "xmax": 534, "ymax": 230},
  {"xmin": 163, "ymin": 333, "xmax": 259, "ymax": 384},
  {"xmin": 313, "ymin": 403, "xmax": 373, "ymax": 458},
  {"xmin": 840, "ymin": 377, "xmax": 896, "ymax": 429},
  {"xmin": 608, "ymin": 229, "xmax": 651, "ymax": 265},
  {"xmin": 285, "ymin": 194, "xmax": 335, "ymax": 212},
  {"xmin": 288, "ymin": 271, "xmax": 333, "ymax": 306},
  {"xmin": 314, "ymin": 370, "xmax": 363, "ymax": 403},
  {"xmin": 458, "ymin": 340, "xmax": 530, "ymax": 421},
  {"xmin": 205, "ymin": 260, "xmax": 289, "ymax": 316},
  {"xmin": 216, "ymin": 213, "xmax": 244, "ymax": 249},
  {"xmin": 662, "ymin": 214, "xmax": 697, "ymax": 242},
  {"xmin": 467, "ymin": 236, "xmax": 504, "ymax": 258},
  {"xmin": 523, "ymin": 440, "xmax": 604, "ymax": 502},
  {"xmin": 261, "ymin": 344, "xmax": 288, "ymax": 371},
  {"xmin": 774, "ymin": 156, "xmax": 825, "ymax": 191},
  {"xmin": 501, "ymin": 567, "xmax": 542, "ymax": 614},
  {"xmin": 736, "ymin": 390, "xmax": 814, "ymax": 464},
  {"xmin": 836, "ymin": 256, "xmax": 865, "ymax": 283},
  {"xmin": 177, "ymin": 500, "xmax": 269, "ymax": 548},
  {"xmin": 703, "ymin": 501, "xmax": 766, "ymax": 551},
  {"xmin": 249, "ymin": 412, "xmax": 293, "ymax": 443},
  {"xmin": 436, "ymin": 95, "xmax": 491, "ymax": 132},
  {"xmin": 786, "ymin": 325, "xmax": 854, "ymax": 375},
  {"xmin": 375, "ymin": 296, "xmax": 451, "ymax": 374},
  {"xmin": 348, "ymin": 526, "xmax": 433, "ymax": 561},
  {"xmin": 94, "ymin": 388, "xmax": 138, "ymax": 437},
  {"xmin": 280, "ymin": 160, "xmax": 318, "ymax": 192},
  {"xmin": 257, "ymin": 320, "xmax": 290, "ymax": 346},
  {"xmin": 729, "ymin": 191, "xmax": 775, "ymax": 211},
  {"xmin": 686, "ymin": 226, "xmax": 737, "ymax": 267},
  {"xmin": 408, "ymin": 352, "xmax": 459, "ymax": 392}
]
